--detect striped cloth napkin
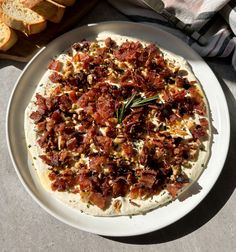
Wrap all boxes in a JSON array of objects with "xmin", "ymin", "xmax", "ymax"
[{"xmin": 108, "ymin": 0, "xmax": 236, "ymax": 71}]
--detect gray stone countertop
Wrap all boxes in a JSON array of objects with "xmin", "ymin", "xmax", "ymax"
[{"xmin": 1, "ymin": 1, "xmax": 236, "ymax": 251}]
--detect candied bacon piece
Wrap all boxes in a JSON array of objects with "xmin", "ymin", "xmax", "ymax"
[
  {"xmin": 200, "ymin": 118, "xmax": 208, "ymax": 127},
  {"xmin": 46, "ymin": 119, "xmax": 55, "ymax": 132},
  {"xmin": 48, "ymin": 171, "xmax": 56, "ymax": 181},
  {"xmin": 129, "ymin": 184, "xmax": 151, "ymax": 199},
  {"xmin": 48, "ymin": 59, "xmax": 62, "ymax": 71},
  {"xmin": 121, "ymin": 143, "xmax": 135, "ymax": 157},
  {"xmin": 112, "ymin": 177, "xmax": 129, "ymax": 197},
  {"xmin": 49, "ymin": 72, "xmax": 63, "ymax": 83},
  {"xmin": 89, "ymin": 192, "xmax": 107, "ymax": 209},
  {"xmin": 105, "ymin": 37, "xmax": 115, "ymax": 47},
  {"xmin": 191, "ymin": 124, "xmax": 207, "ymax": 139},
  {"xmin": 96, "ymin": 94, "xmax": 115, "ymax": 121},
  {"xmin": 77, "ymin": 88, "xmax": 98, "ymax": 108},
  {"xmin": 139, "ymin": 170, "xmax": 157, "ymax": 188},
  {"xmin": 66, "ymin": 137, "xmax": 78, "ymax": 151},
  {"xmin": 95, "ymin": 136, "xmax": 112, "ymax": 154},
  {"xmin": 59, "ymin": 94, "xmax": 72, "ymax": 111},
  {"xmin": 114, "ymin": 41, "xmax": 143, "ymax": 62},
  {"xmin": 140, "ymin": 146, "xmax": 149, "ymax": 166},
  {"xmin": 36, "ymin": 93, "xmax": 47, "ymax": 115},
  {"xmin": 189, "ymin": 87, "xmax": 203, "ymax": 105},
  {"xmin": 37, "ymin": 121, "xmax": 46, "ymax": 131},
  {"xmin": 166, "ymin": 182, "xmax": 184, "ymax": 198},
  {"xmin": 30, "ymin": 111, "xmax": 42, "ymax": 123},
  {"xmin": 89, "ymin": 156, "xmax": 107, "ymax": 172},
  {"xmin": 59, "ymin": 150, "xmax": 69, "ymax": 162},
  {"xmin": 40, "ymin": 151, "xmax": 60, "ymax": 166},
  {"xmin": 51, "ymin": 110, "xmax": 61, "ymax": 122},
  {"xmin": 37, "ymin": 131, "xmax": 50, "ymax": 148},
  {"xmin": 51, "ymin": 177, "xmax": 66, "ymax": 191},
  {"xmin": 93, "ymin": 66, "xmax": 108, "ymax": 78},
  {"xmin": 78, "ymin": 173, "xmax": 92, "ymax": 191}
]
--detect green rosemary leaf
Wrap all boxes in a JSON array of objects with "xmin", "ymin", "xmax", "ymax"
[
  {"xmin": 116, "ymin": 93, "xmax": 159, "ymax": 123},
  {"xmin": 131, "ymin": 95, "xmax": 159, "ymax": 108},
  {"xmin": 117, "ymin": 93, "xmax": 136, "ymax": 123}
]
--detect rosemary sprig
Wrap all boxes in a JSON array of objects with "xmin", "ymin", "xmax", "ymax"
[
  {"xmin": 117, "ymin": 93, "xmax": 159, "ymax": 123},
  {"xmin": 130, "ymin": 94, "xmax": 159, "ymax": 108},
  {"xmin": 117, "ymin": 93, "xmax": 136, "ymax": 124}
]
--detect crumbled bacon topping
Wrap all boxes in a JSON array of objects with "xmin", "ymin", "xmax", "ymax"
[{"xmin": 29, "ymin": 38, "xmax": 209, "ymax": 209}]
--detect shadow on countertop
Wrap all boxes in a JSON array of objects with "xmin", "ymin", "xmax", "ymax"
[{"xmin": 104, "ymin": 66, "xmax": 236, "ymax": 244}]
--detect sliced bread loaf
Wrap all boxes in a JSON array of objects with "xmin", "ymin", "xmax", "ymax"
[
  {"xmin": 0, "ymin": 21, "xmax": 18, "ymax": 51},
  {"xmin": 21, "ymin": 0, "xmax": 66, "ymax": 23},
  {"xmin": 1, "ymin": 0, "xmax": 47, "ymax": 35},
  {"xmin": 53, "ymin": 0, "xmax": 76, "ymax": 6}
]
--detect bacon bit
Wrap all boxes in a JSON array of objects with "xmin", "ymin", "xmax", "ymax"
[
  {"xmin": 36, "ymin": 93, "xmax": 47, "ymax": 115},
  {"xmin": 166, "ymin": 183, "xmax": 184, "ymax": 198},
  {"xmin": 89, "ymin": 192, "xmax": 107, "ymax": 209},
  {"xmin": 200, "ymin": 118, "xmax": 209, "ymax": 127},
  {"xmin": 48, "ymin": 171, "xmax": 56, "ymax": 181},
  {"xmin": 37, "ymin": 121, "xmax": 46, "ymax": 131},
  {"xmin": 69, "ymin": 91, "xmax": 78, "ymax": 103},
  {"xmin": 112, "ymin": 177, "xmax": 129, "ymax": 198},
  {"xmin": 49, "ymin": 72, "xmax": 63, "ymax": 83},
  {"xmin": 66, "ymin": 137, "xmax": 78, "ymax": 151},
  {"xmin": 140, "ymin": 146, "xmax": 149, "ymax": 166},
  {"xmin": 114, "ymin": 41, "xmax": 143, "ymax": 62},
  {"xmin": 139, "ymin": 170, "xmax": 157, "ymax": 188},
  {"xmin": 40, "ymin": 152, "xmax": 59, "ymax": 166},
  {"xmin": 54, "ymin": 122, "xmax": 65, "ymax": 133},
  {"xmin": 48, "ymin": 59, "xmax": 62, "ymax": 71},
  {"xmin": 121, "ymin": 143, "xmax": 135, "ymax": 157},
  {"xmin": 59, "ymin": 95, "xmax": 71, "ymax": 111},
  {"xmin": 95, "ymin": 136, "xmax": 112, "ymax": 154},
  {"xmin": 95, "ymin": 94, "xmax": 115, "ymax": 122},
  {"xmin": 45, "ymin": 97, "xmax": 54, "ymax": 111},
  {"xmin": 191, "ymin": 125, "xmax": 207, "ymax": 139},
  {"xmin": 105, "ymin": 37, "xmax": 115, "ymax": 47},
  {"xmin": 46, "ymin": 119, "xmax": 55, "ymax": 132},
  {"xmin": 59, "ymin": 150, "xmax": 69, "ymax": 162},
  {"xmin": 51, "ymin": 110, "xmax": 61, "ymax": 122},
  {"xmin": 189, "ymin": 87, "xmax": 203, "ymax": 105},
  {"xmin": 37, "ymin": 132, "xmax": 50, "ymax": 148},
  {"xmin": 30, "ymin": 111, "xmax": 42, "ymax": 123},
  {"xmin": 89, "ymin": 156, "xmax": 107, "ymax": 172},
  {"xmin": 78, "ymin": 173, "xmax": 92, "ymax": 191},
  {"xmin": 153, "ymin": 76, "xmax": 165, "ymax": 89},
  {"xmin": 51, "ymin": 177, "xmax": 66, "ymax": 191}
]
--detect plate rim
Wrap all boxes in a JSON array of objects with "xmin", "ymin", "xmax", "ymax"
[{"xmin": 6, "ymin": 21, "xmax": 230, "ymax": 237}]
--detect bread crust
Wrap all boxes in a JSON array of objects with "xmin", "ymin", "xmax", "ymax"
[
  {"xmin": 0, "ymin": 21, "xmax": 18, "ymax": 51},
  {"xmin": 2, "ymin": 0, "xmax": 47, "ymax": 35},
  {"xmin": 21, "ymin": 0, "xmax": 65, "ymax": 23}
]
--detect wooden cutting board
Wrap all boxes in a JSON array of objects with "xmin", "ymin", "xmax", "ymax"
[{"xmin": 0, "ymin": 0, "xmax": 98, "ymax": 62}]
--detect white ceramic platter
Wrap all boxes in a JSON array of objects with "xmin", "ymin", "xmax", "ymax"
[{"xmin": 6, "ymin": 21, "xmax": 230, "ymax": 237}]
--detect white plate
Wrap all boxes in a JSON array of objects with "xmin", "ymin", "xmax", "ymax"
[{"xmin": 6, "ymin": 21, "xmax": 230, "ymax": 237}]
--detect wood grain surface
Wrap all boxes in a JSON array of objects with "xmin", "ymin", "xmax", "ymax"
[{"xmin": 0, "ymin": 0, "xmax": 98, "ymax": 62}]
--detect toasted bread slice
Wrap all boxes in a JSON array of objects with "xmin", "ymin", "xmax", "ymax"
[
  {"xmin": 0, "ymin": 21, "xmax": 18, "ymax": 51},
  {"xmin": 1, "ymin": 0, "xmax": 47, "ymax": 35},
  {"xmin": 53, "ymin": 0, "xmax": 76, "ymax": 6},
  {"xmin": 21, "ymin": 0, "xmax": 65, "ymax": 23}
]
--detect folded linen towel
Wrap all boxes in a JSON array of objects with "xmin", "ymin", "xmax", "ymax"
[{"xmin": 108, "ymin": 0, "xmax": 236, "ymax": 71}]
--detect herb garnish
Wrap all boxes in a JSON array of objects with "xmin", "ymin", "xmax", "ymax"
[{"xmin": 117, "ymin": 93, "xmax": 159, "ymax": 123}]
